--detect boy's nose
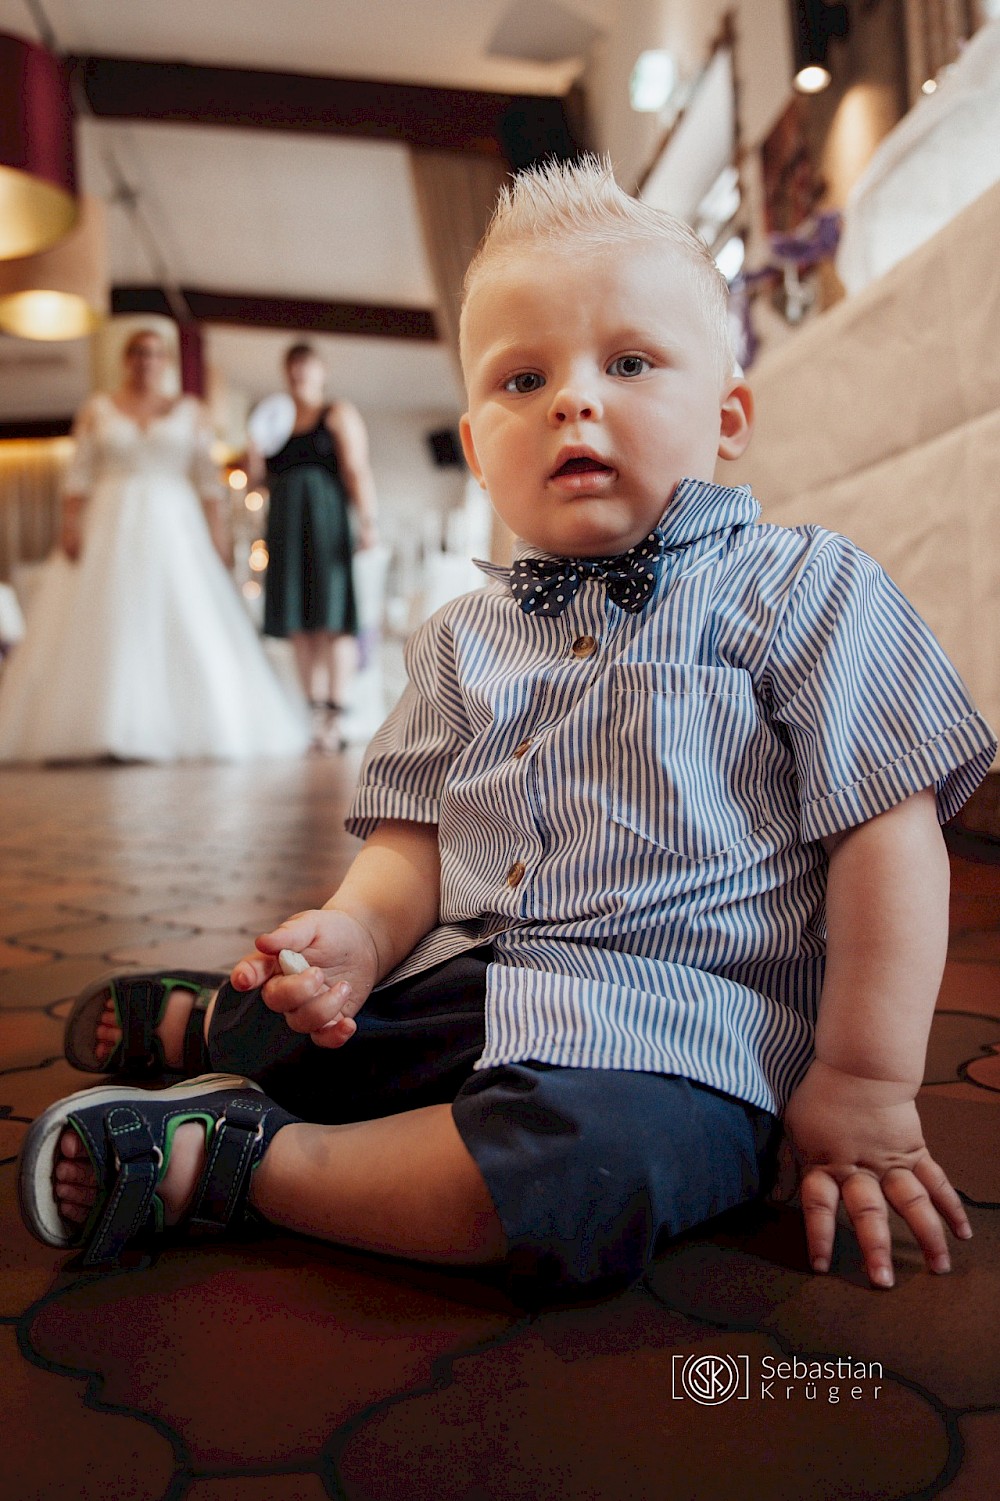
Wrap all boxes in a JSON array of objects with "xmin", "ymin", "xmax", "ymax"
[{"xmin": 548, "ymin": 381, "xmax": 602, "ymax": 425}]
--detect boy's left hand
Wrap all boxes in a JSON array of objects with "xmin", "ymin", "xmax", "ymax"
[{"xmin": 781, "ymin": 1059, "xmax": 972, "ymax": 1288}]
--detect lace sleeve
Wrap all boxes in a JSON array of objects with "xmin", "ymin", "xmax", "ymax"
[
  {"xmin": 61, "ymin": 397, "xmax": 99, "ymax": 497},
  {"xmin": 189, "ymin": 401, "xmax": 225, "ymax": 503}
]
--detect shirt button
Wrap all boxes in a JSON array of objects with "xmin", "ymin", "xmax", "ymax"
[
  {"xmin": 571, "ymin": 634, "xmax": 597, "ymax": 659},
  {"xmin": 512, "ymin": 739, "xmax": 532, "ymax": 759},
  {"xmin": 506, "ymin": 861, "xmax": 526, "ymax": 887}
]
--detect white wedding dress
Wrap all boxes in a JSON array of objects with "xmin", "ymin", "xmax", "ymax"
[{"xmin": 0, "ymin": 393, "xmax": 310, "ymax": 762}]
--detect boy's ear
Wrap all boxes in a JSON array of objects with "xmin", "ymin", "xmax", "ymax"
[
  {"xmin": 459, "ymin": 414, "xmax": 487, "ymax": 489},
  {"xmin": 717, "ymin": 379, "xmax": 754, "ymax": 462}
]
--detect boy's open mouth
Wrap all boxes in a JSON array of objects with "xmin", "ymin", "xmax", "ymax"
[{"xmin": 551, "ymin": 456, "xmax": 613, "ymax": 478}]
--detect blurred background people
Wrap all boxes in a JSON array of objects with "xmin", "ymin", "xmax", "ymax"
[
  {"xmin": 247, "ymin": 343, "xmax": 379, "ymax": 753},
  {"xmin": 0, "ymin": 328, "xmax": 309, "ymax": 763}
]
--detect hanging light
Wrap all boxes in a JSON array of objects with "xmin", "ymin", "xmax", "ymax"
[
  {"xmin": 0, "ymin": 194, "xmax": 107, "ymax": 339},
  {"xmin": 790, "ymin": 1, "xmax": 849, "ymax": 95},
  {"xmin": 0, "ymin": 31, "xmax": 77, "ymax": 260},
  {"xmin": 629, "ymin": 51, "xmax": 678, "ymax": 113}
]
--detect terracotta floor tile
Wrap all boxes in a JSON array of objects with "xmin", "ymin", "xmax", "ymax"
[
  {"xmin": 63, "ymin": 886, "xmax": 209, "ymax": 920},
  {"xmin": 938, "ymin": 1412, "xmax": 1000, "ymax": 1499},
  {"xmin": 949, "ymin": 855, "xmax": 1000, "ymax": 897},
  {"xmin": 0, "ymin": 957, "xmax": 111, "ymax": 1010},
  {"xmin": 0, "ymin": 902, "xmax": 90, "ymax": 939},
  {"xmin": 186, "ymin": 1478, "xmax": 330, "ymax": 1501},
  {"xmin": 144, "ymin": 897, "xmax": 303, "ymax": 933},
  {"xmin": 110, "ymin": 933, "xmax": 250, "ymax": 970},
  {"xmin": 0, "ymin": 940, "xmax": 49, "ymax": 970},
  {"xmin": 948, "ymin": 892, "xmax": 1000, "ymax": 933},
  {"xmin": 964, "ymin": 1046, "xmax": 1000, "ymax": 1092},
  {"xmin": 0, "ymin": 1161, "xmax": 80, "ymax": 1314},
  {"xmin": 13, "ymin": 918, "xmax": 197, "ymax": 958},
  {"xmin": 2, "ymin": 1055, "xmax": 104, "ymax": 1121},
  {"xmin": 646, "ymin": 1202, "xmax": 1000, "ymax": 1411},
  {"xmin": 338, "ymin": 1321, "xmax": 949, "ymax": 1501},
  {"xmin": 936, "ymin": 963, "xmax": 1000, "ymax": 1015},
  {"xmin": 3, "ymin": 1327, "xmax": 177, "ymax": 1501},
  {"xmin": 0, "ymin": 1008, "xmax": 65, "ymax": 1071},
  {"xmin": 948, "ymin": 930, "xmax": 1000, "ymax": 964},
  {"xmin": 917, "ymin": 1094, "xmax": 1000, "ymax": 1199},
  {"xmin": 28, "ymin": 1244, "xmax": 519, "ymax": 1470},
  {"xmin": 925, "ymin": 1011, "xmax": 1000, "ymax": 1085}
]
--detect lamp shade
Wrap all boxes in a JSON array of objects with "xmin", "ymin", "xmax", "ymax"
[
  {"xmin": 0, "ymin": 31, "xmax": 77, "ymax": 259},
  {"xmin": 0, "ymin": 193, "xmax": 106, "ymax": 339}
]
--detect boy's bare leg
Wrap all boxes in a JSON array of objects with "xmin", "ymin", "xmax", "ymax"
[
  {"xmin": 54, "ymin": 1104, "xmax": 506, "ymax": 1266},
  {"xmin": 253, "ymin": 1106, "xmax": 505, "ymax": 1263}
]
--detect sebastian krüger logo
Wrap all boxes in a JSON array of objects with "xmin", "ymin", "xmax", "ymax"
[{"xmin": 672, "ymin": 1355, "xmax": 750, "ymax": 1405}]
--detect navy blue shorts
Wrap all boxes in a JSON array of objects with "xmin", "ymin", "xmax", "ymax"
[{"xmin": 207, "ymin": 947, "xmax": 779, "ymax": 1294}]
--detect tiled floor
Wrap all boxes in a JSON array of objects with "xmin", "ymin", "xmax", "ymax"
[{"xmin": 1, "ymin": 758, "xmax": 998, "ymax": 1501}]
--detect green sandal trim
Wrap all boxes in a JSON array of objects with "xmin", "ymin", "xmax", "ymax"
[{"xmin": 66, "ymin": 1108, "xmax": 220, "ymax": 1243}]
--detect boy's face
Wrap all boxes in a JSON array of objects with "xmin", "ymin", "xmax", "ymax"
[{"xmin": 459, "ymin": 241, "xmax": 752, "ymax": 557}]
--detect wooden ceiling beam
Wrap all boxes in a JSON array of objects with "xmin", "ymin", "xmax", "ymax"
[
  {"xmin": 69, "ymin": 55, "xmax": 584, "ymax": 167},
  {"xmin": 111, "ymin": 285, "xmax": 439, "ymax": 341}
]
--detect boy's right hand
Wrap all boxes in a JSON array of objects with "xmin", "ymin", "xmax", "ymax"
[{"xmin": 230, "ymin": 908, "xmax": 380, "ymax": 1048}]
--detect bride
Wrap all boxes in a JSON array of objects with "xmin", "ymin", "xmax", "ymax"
[{"xmin": 0, "ymin": 328, "xmax": 310, "ymax": 762}]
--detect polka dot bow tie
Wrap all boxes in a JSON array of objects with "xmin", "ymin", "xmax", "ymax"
[{"xmin": 510, "ymin": 529, "xmax": 665, "ymax": 617}]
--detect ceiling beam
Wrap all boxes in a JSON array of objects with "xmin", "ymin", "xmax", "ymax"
[
  {"xmin": 69, "ymin": 56, "xmax": 584, "ymax": 168},
  {"xmin": 0, "ymin": 417, "xmax": 73, "ymax": 441},
  {"xmin": 111, "ymin": 285, "xmax": 439, "ymax": 341}
]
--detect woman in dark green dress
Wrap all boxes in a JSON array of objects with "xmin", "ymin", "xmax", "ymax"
[{"xmin": 251, "ymin": 343, "xmax": 378, "ymax": 751}]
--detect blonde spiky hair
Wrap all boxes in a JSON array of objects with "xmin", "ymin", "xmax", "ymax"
[{"xmin": 460, "ymin": 155, "xmax": 735, "ymax": 379}]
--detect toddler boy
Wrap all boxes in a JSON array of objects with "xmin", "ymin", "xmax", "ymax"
[{"xmin": 36, "ymin": 159, "xmax": 996, "ymax": 1294}]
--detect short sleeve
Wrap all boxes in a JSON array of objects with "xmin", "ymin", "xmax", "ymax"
[
  {"xmin": 61, "ymin": 398, "xmax": 99, "ymax": 496},
  {"xmin": 345, "ymin": 612, "xmax": 472, "ymax": 839},
  {"xmin": 764, "ymin": 534, "xmax": 996, "ymax": 843}
]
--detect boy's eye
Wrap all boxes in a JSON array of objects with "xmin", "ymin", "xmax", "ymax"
[
  {"xmin": 608, "ymin": 354, "xmax": 651, "ymax": 378},
  {"xmin": 503, "ymin": 372, "xmax": 545, "ymax": 394}
]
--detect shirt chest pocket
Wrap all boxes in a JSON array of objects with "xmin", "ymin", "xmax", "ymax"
[{"xmin": 608, "ymin": 663, "xmax": 767, "ymax": 859}]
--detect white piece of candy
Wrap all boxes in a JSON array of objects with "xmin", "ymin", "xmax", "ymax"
[{"xmin": 278, "ymin": 948, "xmax": 310, "ymax": 975}]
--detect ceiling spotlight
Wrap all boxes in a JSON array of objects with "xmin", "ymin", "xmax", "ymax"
[
  {"xmin": 790, "ymin": 1, "xmax": 849, "ymax": 95},
  {"xmin": 794, "ymin": 63, "xmax": 832, "ymax": 94},
  {"xmin": 630, "ymin": 50, "xmax": 678, "ymax": 113}
]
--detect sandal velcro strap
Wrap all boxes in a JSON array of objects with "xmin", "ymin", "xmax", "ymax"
[
  {"xmin": 118, "ymin": 979, "xmax": 165, "ymax": 1070},
  {"xmin": 81, "ymin": 1105, "xmax": 161, "ymax": 1264},
  {"xmin": 182, "ymin": 990, "xmax": 213, "ymax": 1076},
  {"xmin": 65, "ymin": 970, "xmax": 224, "ymax": 1078},
  {"xmin": 189, "ymin": 1097, "xmax": 269, "ymax": 1234},
  {"xmin": 20, "ymin": 1075, "xmax": 299, "ymax": 1265}
]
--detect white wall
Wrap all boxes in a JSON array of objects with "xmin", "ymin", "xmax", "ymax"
[
  {"xmin": 587, "ymin": 0, "xmax": 795, "ymax": 188},
  {"xmin": 363, "ymin": 407, "xmax": 470, "ymax": 617}
]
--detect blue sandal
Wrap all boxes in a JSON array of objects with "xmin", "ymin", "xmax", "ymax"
[
  {"xmin": 64, "ymin": 970, "xmax": 224, "ymax": 1077},
  {"xmin": 18, "ymin": 1074, "xmax": 298, "ymax": 1264}
]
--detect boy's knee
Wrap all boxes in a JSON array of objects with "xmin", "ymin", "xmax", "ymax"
[{"xmin": 206, "ymin": 980, "xmax": 305, "ymax": 1075}]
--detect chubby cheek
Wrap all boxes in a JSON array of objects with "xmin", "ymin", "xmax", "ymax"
[{"xmin": 475, "ymin": 413, "xmax": 534, "ymax": 486}]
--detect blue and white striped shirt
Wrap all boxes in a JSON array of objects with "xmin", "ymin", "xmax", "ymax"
[{"xmin": 347, "ymin": 479, "xmax": 996, "ymax": 1113}]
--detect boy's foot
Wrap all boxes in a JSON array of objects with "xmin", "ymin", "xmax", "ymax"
[
  {"xmin": 54, "ymin": 1119, "xmax": 206, "ymax": 1227},
  {"xmin": 64, "ymin": 971, "xmax": 224, "ymax": 1077},
  {"xmin": 19, "ymin": 1075, "xmax": 297, "ymax": 1263}
]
